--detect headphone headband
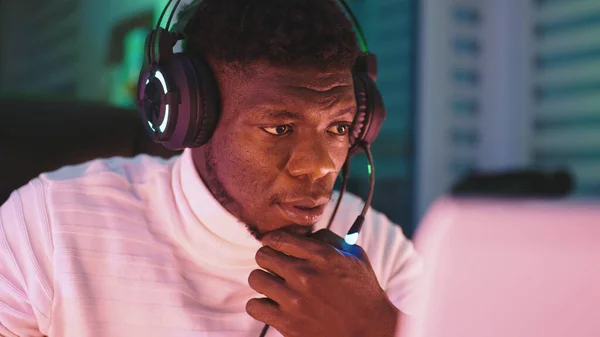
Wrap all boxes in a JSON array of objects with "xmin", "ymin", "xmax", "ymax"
[
  {"xmin": 158, "ymin": 0, "xmax": 370, "ymax": 52},
  {"xmin": 336, "ymin": 0, "xmax": 369, "ymax": 52},
  {"xmin": 158, "ymin": 0, "xmax": 377, "ymax": 80}
]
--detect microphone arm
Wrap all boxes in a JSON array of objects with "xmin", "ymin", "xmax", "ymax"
[{"xmin": 344, "ymin": 145, "xmax": 374, "ymax": 245}]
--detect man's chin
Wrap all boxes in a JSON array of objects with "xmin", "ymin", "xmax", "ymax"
[
  {"xmin": 280, "ymin": 224, "xmax": 315, "ymax": 236},
  {"xmin": 247, "ymin": 223, "xmax": 315, "ymax": 241}
]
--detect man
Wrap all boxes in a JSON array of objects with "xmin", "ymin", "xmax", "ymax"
[{"xmin": 0, "ymin": 1, "xmax": 421, "ymax": 336}]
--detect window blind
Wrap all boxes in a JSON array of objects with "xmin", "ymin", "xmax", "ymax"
[
  {"xmin": 447, "ymin": 1, "xmax": 483, "ymax": 179},
  {"xmin": 533, "ymin": 0, "xmax": 600, "ymax": 196}
]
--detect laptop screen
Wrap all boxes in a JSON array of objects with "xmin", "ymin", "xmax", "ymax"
[{"xmin": 401, "ymin": 197, "xmax": 600, "ymax": 337}]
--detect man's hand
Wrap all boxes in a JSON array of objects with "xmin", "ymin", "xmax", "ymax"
[{"xmin": 246, "ymin": 229, "xmax": 400, "ymax": 337}]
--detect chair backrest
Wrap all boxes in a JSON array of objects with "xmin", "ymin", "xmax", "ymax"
[
  {"xmin": 402, "ymin": 196, "xmax": 600, "ymax": 337},
  {"xmin": 0, "ymin": 98, "xmax": 180, "ymax": 205}
]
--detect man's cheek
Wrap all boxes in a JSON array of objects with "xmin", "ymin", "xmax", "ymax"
[{"xmin": 332, "ymin": 147, "xmax": 349, "ymax": 170}]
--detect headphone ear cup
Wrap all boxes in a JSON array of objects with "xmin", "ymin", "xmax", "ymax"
[
  {"xmin": 159, "ymin": 54, "xmax": 202, "ymax": 150},
  {"xmin": 168, "ymin": 54, "xmax": 220, "ymax": 149},
  {"xmin": 186, "ymin": 55, "xmax": 221, "ymax": 147},
  {"xmin": 348, "ymin": 73, "xmax": 386, "ymax": 157},
  {"xmin": 137, "ymin": 53, "xmax": 220, "ymax": 150}
]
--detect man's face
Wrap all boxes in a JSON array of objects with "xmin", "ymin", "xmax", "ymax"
[{"xmin": 191, "ymin": 62, "xmax": 356, "ymax": 240}]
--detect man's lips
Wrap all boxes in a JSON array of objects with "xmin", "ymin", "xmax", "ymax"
[{"xmin": 277, "ymin": 199, "xmax": 328, "ymax": 226}]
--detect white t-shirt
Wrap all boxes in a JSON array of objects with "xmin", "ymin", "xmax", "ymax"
[{"xmin": 0, "ymin": 149, "xmax": 422, "ymax": 337}]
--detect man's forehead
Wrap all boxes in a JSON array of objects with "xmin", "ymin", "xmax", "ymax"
[
  {"xmin": 243, "ymin": 84, "xmax": 355, "ymax": 110},
  {"xmin": 226, "ymin": 62, "xmax": 354, "ymax": 90}
]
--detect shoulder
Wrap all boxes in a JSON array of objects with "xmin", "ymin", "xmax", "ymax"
[
  {"xmin": 36, "ymin": 153, "xmax": 180, "ymax": 225},
  {"xmin": 4, "ymin": 153, "xmax": 180, "ymax": 235},
  {"xmin": 2, "ymin": 154, "xmax": 176, "ymax": 215},
  {"xmin": 35, "ymin": 154, "xmax": 178, "ymax": 204},
  {"xmin": 39, "ymin": 154, "xmax": 177, "ymax": 187}
]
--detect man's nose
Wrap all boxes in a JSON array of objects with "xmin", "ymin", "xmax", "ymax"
[{"xmin": 285, "ymin": 136, "xmax": 337, "ymax": 182}]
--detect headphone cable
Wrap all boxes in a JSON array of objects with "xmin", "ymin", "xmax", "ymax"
[{"xmin": 259, "ymin": 323, "xmax": 270, "ymax": 337}]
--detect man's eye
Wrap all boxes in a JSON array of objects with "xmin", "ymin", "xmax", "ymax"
[
  {"xmin": 262, "ymin": 125, "xmax": 293, "ymax": 136},
  {"xmin": 328, "ymin": 124, "xmax": 350, "ymax": 136}
]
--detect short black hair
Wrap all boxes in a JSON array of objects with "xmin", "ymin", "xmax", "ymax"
[{"xmin": 178, "ymin": 0, "xmax": 360, "ymax": 71}]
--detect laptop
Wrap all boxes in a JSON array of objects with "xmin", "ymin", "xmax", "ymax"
[{"xmin": 400, "ymin": 197, "xmax": 600, "ymax": 337}]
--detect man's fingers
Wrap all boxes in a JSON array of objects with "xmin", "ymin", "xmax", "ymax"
[
  {"xmin": 246, "ymin": 297, "xmax": 286, "ymax": 328},
  {"xmin": 254, "ymin": 246, "xmax": 303, "ymax": 280},
  {"xmin": 248, "ymin": 269, "xmax": 299, "ymax": 310},
  {"xmin": 262, "ymin": 229, "xmax": 335, "ymax": 263}
]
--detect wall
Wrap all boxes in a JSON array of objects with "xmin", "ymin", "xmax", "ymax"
[
  {"xmin": 0, "ymin": 0, "xmax": 7, "ymax": 93},
  {"xmin": 0, "ymin": 0, "xmax": 163, "ymax": 100},
  {"xmin": 0, "ymin": 0, "xmax": 82, "ymax": 97},
  {"xmin": 78, "ymin": 0, "xmax": 163, "ymax": 102}
]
